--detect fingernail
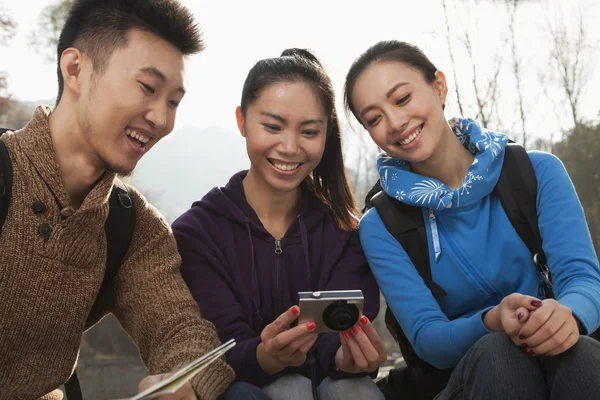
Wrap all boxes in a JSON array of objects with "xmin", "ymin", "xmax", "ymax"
[
  {"xmin": 291, "ymin": 306, "xmax": 299, "ymax": 315},
  {"xmin": 307, "ymin": 322, "xmax": 316, "ymax": 331},
  {"xmin": 342, "ymin": 331, "xmax": 352, "ymax": 339},
  {"xmin": 519, "ymin": 334, "xmax": 526, "ymax": 340},
  {"xmin": 352, "ymin": 325, "xmax": 361, "ymax": 334},
  {"xmin": 517, "ymin": 312, "xmax": 524, "ymax": 321},
  {"xmin": 360, "ymin": 316, "xmax": 369, "ymax": 325},
  {"xmin": 527, "ymin": 350, "xmax": 535, "ymax": 356},
  {"xmin": 520, "ymin": 343, "xmax": 529, "ymax": 349},
  {"xmin": 531, "ymin": 300, "xmax": 543, "ymax": 307}
]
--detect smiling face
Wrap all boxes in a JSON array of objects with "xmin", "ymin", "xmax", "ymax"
[
  {"xmin": 350, "ymin": 60, "xmax": 449, "ymax": 164},
  {"xmin": 73, "ymin": 29, "xmax": 186, "ymax": 175},
  {"xmin": 236, "ymin": 81, "xmax": 328, "ymax": 194}
]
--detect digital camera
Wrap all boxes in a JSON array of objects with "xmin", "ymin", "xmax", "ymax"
[{"xmin": 298, "ymin": 290, "xmax": 364, "ymax": 333}]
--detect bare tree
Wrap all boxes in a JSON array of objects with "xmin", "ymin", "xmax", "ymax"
[
  {"xmin": 548, "ymin": 9, "xmax": 593, "ymax": 127},
  {"xmin": 28, "ymin": 0, "xmax": 73, "ymax": 62},
  {"xmin": 505, "ymin": 0, "xmax": 529, "ymax": 147},
  {"xmin": 441, "ymin": 0, "xmax": 465, "ymax": 116},
  {"xmin": 0, "ymin": 8, "xmax": 16, "ymax": 117}
]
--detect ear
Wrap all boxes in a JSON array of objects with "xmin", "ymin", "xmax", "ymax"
[
  {"xmin": 235, "ymin": 106, "xmax": 246, "ymax": 138},
  {"xmin": 59, "ymin": 48, "xmax": 87, "ymax": 97},
  {"xmin": 433, "ymin": 70, "xmax": 448, "ymax": 109}
]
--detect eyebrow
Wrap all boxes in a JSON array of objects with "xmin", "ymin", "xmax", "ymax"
[
  {"xmin": 139, "ymin": 66, "xmax": 186, "ymax": 95},
  {"xmin": 261, "ymin": 112, "xmax": 324, "ymax": 126},
  {"xmin": 359, "ymin": 82, "xmax": 408, "ymax": 120}
]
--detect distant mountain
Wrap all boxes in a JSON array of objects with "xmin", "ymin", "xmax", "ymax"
[{"xmin": 130, "ymin": 125, "xmax": 249, "ymax": 222}]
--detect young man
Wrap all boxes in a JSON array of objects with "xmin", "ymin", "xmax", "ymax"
[{"xmin": 0, "ymin": 1, "xmax": 234, "ymax": 399}]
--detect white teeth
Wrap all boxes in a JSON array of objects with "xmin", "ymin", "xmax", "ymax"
[
  {"xmin": 125, "ymin": 129, "xmax": 150, "ymax": 144},
  {"xmin": 273, "ymin": 162, "xmax": 300, "ymax": 171},
  {"xmin": 400, "ymin": 127, "xmax": 422, "ymax": 145}
]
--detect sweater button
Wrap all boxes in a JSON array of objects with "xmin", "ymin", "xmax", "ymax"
[
  {"xmin": 37, "ymin": 223, "xmax": 52, "ymax": 238},
  {"xmin": 32, "ymin": 201, "xmax": 48, "ymax": 214}
]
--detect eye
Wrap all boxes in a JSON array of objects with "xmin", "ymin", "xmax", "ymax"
[
  {"xmin": 302, "ymin": 130, "xmax": 319, "ymax": 137},
  {"xmin": 263, "ymin": 124, "xmax": 281, "ymax": 132},
  {"xmin": 168, "ymin": 100, "xmax": 180, "ymax": 108},
  {"xmin": 140, "ymin": 82, "xmax": 155, "ymax": 94},
  {"xmin": 396, "ymin": 94, "xmax": 411, "ymax": 105},
  {"xmin": 366, "ymin": 115, "xmax": 380, "ymax": 127}
]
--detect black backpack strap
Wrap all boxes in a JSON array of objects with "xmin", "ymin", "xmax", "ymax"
[
  {"xmin": 370, "ymin": 190, "xmax": 446, "ymax": 369},
  {"xmin": 102, "ymin": 178, "xmax": 136, "ymax": 293},
  {"xmin": 371, "ymin": 191, "xmax": 447, "ymax": 298},
  {"xmin": 494, "ymin": 143, "xmax": 553, "ymax": 297},
  {"xmin": 0, "ymin": 130, "xmax": 14, "ymax": 231},
  {"xmin": 65, "ymin": 179, "xmax": 136, "ymax": 400}
]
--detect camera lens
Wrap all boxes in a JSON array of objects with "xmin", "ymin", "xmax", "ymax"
[{"xmin": 322, "ymin": 300, "xmax": 359, "ymax": 331}]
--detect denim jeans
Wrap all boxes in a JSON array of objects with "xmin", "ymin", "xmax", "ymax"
[
  {"xmin": 221, "ymin": 374, "xmax": 384, "ymax": 400},
  {"xmin": 435, "ymin": 332, "xmax": 600, "ymax": 400}
]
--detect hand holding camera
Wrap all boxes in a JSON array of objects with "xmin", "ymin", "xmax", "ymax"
[
  {"xmin": 256, "ymin": 305, "xmax": 318, "ymax": 374},
  {"xmin": 335, "ymin": 315, "xmax": 387, "ymax": 374}
]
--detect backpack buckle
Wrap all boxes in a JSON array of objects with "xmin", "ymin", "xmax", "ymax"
[{"xmin": 533, "ymin": 253, "xmax": 553, "ymax": 288}]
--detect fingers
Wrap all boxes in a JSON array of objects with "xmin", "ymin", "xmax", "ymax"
[
  {"xmin": 515, "ymin": 307, "xmax": 530, "ymax": 324},
  {"xmin": 544, "ymin": 331, "xmax": 580, "ymax": 356},
  {"xmin": 138, "ymin": 374, "xmax": 166, "ymax": 393},
  {"xmin": 504, "ymin": 293, "xmax": 544, "ymax": 311},
  {"xmin": 358, "ymin": 316, "xmax": 388, "ymax": 361},
  {"xmin": 267, "ymin": 322, "xmax": 316, "ymax": 353},
  {"xmin": 341, "ymin": 331, "xmax": 368, "ymax": 370},
  {"xmin": 519, "ymin": 300, "xmax": 559, "ymax": 341},
  {"xmin": 261, "ymin": 306, "xmax": 300, "ymax": 342},
  {"xmin": 349, "ymin": 325, "xmax": 380, "ymax": 366},
  {"xmin": 281, "ymin": 330, "xmax": 318, "ymax": 356},
  {"xmin": 159, "ymin": 382, "xmax": 197, "ymax": 400}
]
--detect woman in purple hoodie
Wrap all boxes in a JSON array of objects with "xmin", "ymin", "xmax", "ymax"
[{"xmin": 172, "ymin": 49, "xmax": 385, "ymax": 400}]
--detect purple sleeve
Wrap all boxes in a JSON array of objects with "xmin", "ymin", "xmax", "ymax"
[
  {"xmin": 172, "ymin": 218, "xmax": 287, "ymax": 386},
  {"xmin": 312, "ymin": 231, "xmax": 381, "ymax": 380}
]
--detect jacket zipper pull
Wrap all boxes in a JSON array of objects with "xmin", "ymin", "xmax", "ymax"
[
  {"xmin": 428, "ymin": 208, "xmax": 441, "ymax": 260},
  {"xmin": 274, "ymin": 239, "xmax": 282, "ymax": 254}
]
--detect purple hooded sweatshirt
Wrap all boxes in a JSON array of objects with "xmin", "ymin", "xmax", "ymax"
[{"xmin": 172, "ymin": 171, "xmax": 380, "ymax": 386}]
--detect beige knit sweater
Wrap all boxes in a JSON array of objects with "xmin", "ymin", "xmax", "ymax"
[{"xmin": 0, "ymin": 106, "xmax": 234, "ymax": 400}]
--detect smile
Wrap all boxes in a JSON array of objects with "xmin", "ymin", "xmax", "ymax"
[
  {"xmin": 396, "ymin": 124, "xmax": 424, "ymax": 146},
  {"xmin": 268, "ymin": 159, "xmax": 302, "ymax": 172},
  {"xmin": 125, "ymin": 128, "xmax": 151, "ymax": 147}
]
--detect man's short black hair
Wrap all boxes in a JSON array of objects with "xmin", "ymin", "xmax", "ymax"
[{"xmin": 56, "ymin": 0, "xmax": 204, "ymax": 103}]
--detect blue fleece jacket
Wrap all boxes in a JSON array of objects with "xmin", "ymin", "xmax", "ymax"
[
  {"xmin": 359, "ymin": 118, "xmax": 600, "ymax": 369},
  {"xmin": 172, "ymin": 171, "xmax": 380, "ymax": 386}
]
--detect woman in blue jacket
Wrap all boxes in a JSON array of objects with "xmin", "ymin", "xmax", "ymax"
[
  {"xmin": 343, "ymin": 40, "xmax": 600, "ymax": 399},
  {"xmin": 172, "ymin": 49, "xmax": 386, "ymax": 400}
]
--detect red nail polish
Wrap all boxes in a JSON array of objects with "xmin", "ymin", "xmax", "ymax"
[
  {"xmin": 531, "ymin": 300, "xmax": 543, "ymax": 307},
  {"xmin": 291, "ymin": 306, "xmax": 299, "ymax": 315},
  {"xmin": 519, "ymin": 334, "xmax": 526, "ymax": 340},
  {"xmin": 307, "ymin": 322, "xmax": 316, "ymax": 331},
  {"xmin": 360, "ymin": 316, "xmax": 369, "ymax": 325},
  {"xmin": 527, "ymin": 350, "xmax": 535, "ymax": 356},
  {"xmin": 342, "ymin": 331, "xmax": 352, "ymax": 339},
  {"xmin": 517, "ymin": 312, "xmax": 524, "ymax": 321},
  {"xmin": 352, "ymin": 325, "xmax": 361, "ymax": 334},
  {"xmin": 520, "ymin": 343, "xmax": 529, "ymax": 349}
]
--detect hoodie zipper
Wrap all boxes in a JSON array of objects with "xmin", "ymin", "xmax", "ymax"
[
  {"xmin": 428, "ymin": 209, "xmax": 442, "ymax": 260},
  {"xmin": 274, "ymin": 239, "xmax": 283, "ymax": 313}
]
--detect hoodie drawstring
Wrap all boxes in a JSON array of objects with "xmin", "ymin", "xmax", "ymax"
[
  {"xmin": 245, "ymin": 221, "xmax": 263, "ymax": 324},
  {"xmin": 298, "ymin": 215, "xmax": 311, "ymax": 282}
]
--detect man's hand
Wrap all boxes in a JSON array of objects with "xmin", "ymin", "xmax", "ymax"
[
  {"xmin": 518, "ymin": 298, "xmax": 580, "ymax": 356},
  {"xmin": 138, "ymin": 374, "xmax": 197, "ymax": 400},
  {"xmin": 257, "ymin": 306, "xmax": 318, "ymax": 374}
]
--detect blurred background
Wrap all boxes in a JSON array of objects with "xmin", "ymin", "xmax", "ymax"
[{"xmin": 1, "ymin": 0, "xmax": 598, "ymax": 397}]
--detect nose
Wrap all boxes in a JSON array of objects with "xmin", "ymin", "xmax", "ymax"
[
  {"xmin": 278, "ymin": 131, "xmax": 300, "ymax": 155},
  {"xmin": 144, "ymin": 101, "xmax": 168, "ymax": 131},
  {"xmin": 387, "ymin": 109, "xmax": 408, "ymax": 135}
]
